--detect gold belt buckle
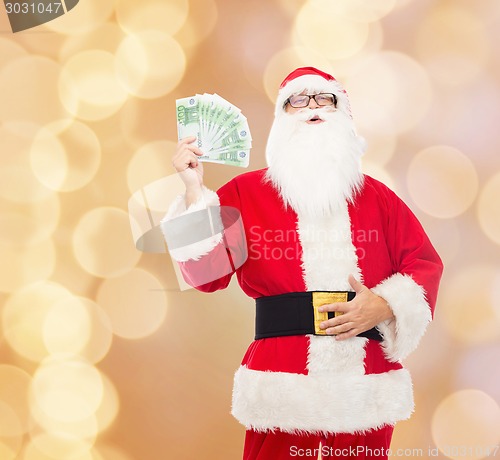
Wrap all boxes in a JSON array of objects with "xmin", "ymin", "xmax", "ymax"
[{"xmin": 312, "ymin": 292, "xmax": 348, "ymax": 335}]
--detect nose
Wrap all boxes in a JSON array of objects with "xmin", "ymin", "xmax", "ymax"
[{"xmin": 308, "ymin": 97, "xmax": 319, "ymax": 109}]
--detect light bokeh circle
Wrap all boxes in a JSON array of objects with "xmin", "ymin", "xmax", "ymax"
[
  {"xmin": 128, "ymin": 173, "xmax": 184, "ymax": 214},
  {"xmin": 0, "ymin": 37, "xmax": 28, "ymax": 69},
  {"xmin": 28, "ymin": 413, "xmax": 98, "ymax": 452},
  {"xmin": 0, "ymin": 400, "xmax": 23, "ymax": 439},
  {"xmin": 28, "ymin": 371, "xmax": 118, "ymax": 441},
  {"xmin": 96, "ymin": 268, "xmax": 167, "ymax": 339},
  {"xmin": 29, "ymin": 130, "xmax": 65, "ymax": 193},
  {"xmin": 263, "ymin": 47, "xmax": 333, "ymax": 104},
  {"xmin": 115, "ymin": 0, "xmax": 189, "ymax": 36},
  {"xmin": 362, "ymin": 125, "xmax": 397, "ymax": 166},
  {"xmin": 126, "ymin": 140, "xmax": 176, "ymax": 195},
  {"xmin": 72, "ymin": 207, "xmax": 141, "ymax": 278},
  {"xmin": 0, "ymin": 192, "xmax": 60, "ymax": 246},
  {"xmin": 0, "ymin": 437, "xmax": 19, "ymax": 460},
  {"xmin": 432, "ymin": 390, "xmax": 500, "ymax": 460},
  {"xmin": 439, "ymin": 265, "xmax": 500, "ymax": 344},
  {"xmin": 286, "ymin": 16, "xmax": 383, "ymax": 85},
  {"xmin": 174, "ymin": 0, "xmax": 218, "ymax": 49},
  {"xmin": 2, "ymin": 281, "xmax": 73, "ymax": 362},
  {"xmin": 31, "ymin": 355, "xmax": 104, "ymax": 423},
  {"xmin": 310, "ymin": 0, "xmax": 397, "ymax": 23},
  {"xmin": 313, "ymin": 21, "xmax": 384, "ymax": 82},
  {"xmin": 94, "ymin": 444, "xmax": 135, "ymax": 460},
  {"xmin": 43, "ymin": 0, "xmax": 114, "ymax": 35},
  {"xmin": 30, "ymin": 120, "xmax": 102, "ymax": 192},
  {"xmin": 477, "ymin": 172, "xmax": 500, "ymax": 245},
  {"xmin": 42, "ymin": 296, "xmax": 92, "ymax": 356},
  {"xmin": 0, "ymin": 238, "xmax": 56, "ymax": 293},
  {"xmin": 295, "ymin": 2, "xmax": 370, "ymax": 60},
  {"xmin": 22, "ymin": 433, "xmax": 94, "ymax": 460},
  {"xmin": 346, "ymin": 51, "xmax": 433, "ymax": 133},
  {"xmin": 59, "ymin": 50, "xmax": 129, "ymax": 121},
  {"xmin": 393, "ymin": 0, "xmax": 416, "ymax": 8},
  {"xmin": 362, "ymin": 162, "xmax": 396, "ymax": 191},
  {"xmin": 407, "ymin": 145, "xmax": 479, "ymax": 219},
  {"xmin": 94, "ymin": 373, "xmax": 120, "ymax": 433},
  {"xmin": 0, "ymin": 365, "xmax": 32, "ymax": 436},
  {"xmin": 74, "ymin": 299, "xmax": 113, "ymax": 365},
  {"xmin": 492, "ymin": 272, "xmax": 500, "ymax": 324},
  {"xmin": 418, "ymin": 217, "xmax": 461, "ymax": 267},
  {"xmin": 0, "ymin": 124, "xmax": 54, "ymax": 204},
  {"xmin": 415, "ymin": 5, "xmax": 489, "ymax": 87},
  {"xmin": 0, "ymin": 403, "xmax": 22, "ymax": 458},
  {"xmin": 276, "ymin": 0, "xmax": 306, "ymax": 16},
  {"xmin": 0, "ymin": 56, "xmax": 71, "ymax": 125},
  {"xmin": 115, "ymin": 31, "xmax": 186, "ymax": 99},
  {"xmin": 59, "ymin": 23, "xmax": 125, "ymax": 61},
  {"xmin": 455, "ymin": 345, "xmax": 500, "ymax": 406}
]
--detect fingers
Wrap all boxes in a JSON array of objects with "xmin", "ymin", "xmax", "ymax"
[
  {"xmin": 179, "ymin": 135, "xmax": 197, "ymax": 144},
  {"xmin": 173, "ymin": 137, "xmax": 204, "ymax": 173},
  {"xmin": 174, "ymin": 152, "xmax": 200, "ymax": 172},
  {"xmin": 348, "ymin": 274, "xmax": 365, "ymax": 293},
  {"xmin": 334, "ymin": 329, "xmax": 358, "ymax": 341},
  {"xmin": 319, "ymin": 317, "xmax": 360, "ymax": 340},
  {"xmin": 176, "ymin": 137, "xmax": 204, "ymax": 157},
  {"xmin": 318, "ymin": 302, "xmax": 343, "ymax": 313},
  {"xmin": 315, "ymin": 275, "xmax": 370, "ymax": 337},
  {"xmin": 321, "ymin": 320, "xmax": 356, "ymax": 337},
  {"xmin": 318, "ymin": 302, "xmax": 346, "ymax": 330},
  {"xmin": 178, "ymin": 136, "xmax": 203, "ymax": 153}
]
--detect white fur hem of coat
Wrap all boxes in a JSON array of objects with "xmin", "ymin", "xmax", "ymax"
[
  {"xmin": 372, "ymin": 273, "xmax": 432, "ymax": 363},
  {"xmin": 231, "ymin": 365, "xmax": 413, "ymax": 435}
]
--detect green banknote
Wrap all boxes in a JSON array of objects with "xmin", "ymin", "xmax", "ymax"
[
  {"xmin": 176, "ymin": 96, "xmax": 201, "ymax": 145},
  {"xmin": 175, "ymin": 93, "xmax": 251, "ymax": 168}
]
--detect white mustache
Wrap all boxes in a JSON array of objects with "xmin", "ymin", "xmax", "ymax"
[{"xmin": 292, "ymin": 107, "xmax": 339, "ymax": 122}]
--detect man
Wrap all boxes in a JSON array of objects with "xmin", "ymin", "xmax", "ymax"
[{"xmin": 161, "ymin": 67, "xmax": 443, "ymax": 459}]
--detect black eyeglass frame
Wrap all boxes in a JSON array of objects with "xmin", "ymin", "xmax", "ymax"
[{"xmin": 284, "ymin": 93, "xmax": 338, "ymax": 109}]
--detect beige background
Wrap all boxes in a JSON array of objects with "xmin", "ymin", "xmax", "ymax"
[{"xmin": 0, "ymin": 0, "xmax": 500, "ymax": 459}]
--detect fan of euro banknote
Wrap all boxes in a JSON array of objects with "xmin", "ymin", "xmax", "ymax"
[{"xmin": 176, "ymin": 94, "xmax": 252, "ymax": 168}]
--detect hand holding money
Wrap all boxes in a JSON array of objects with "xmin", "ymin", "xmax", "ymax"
[
  {"xmin": 176, "ymin": 93, "xmax": 252, "ymax": 168},
  {"xmin": 172, "ymin": 136, "xmax": 204, "ymax": 207}
]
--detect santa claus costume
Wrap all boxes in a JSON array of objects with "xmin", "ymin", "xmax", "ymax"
[{"xmin": 162, "ymin": 67, "xmax": 443, "ymax": 460}]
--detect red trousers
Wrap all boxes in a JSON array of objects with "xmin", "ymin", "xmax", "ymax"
[{"xmin": 243, "ymin": 426, "xmax": 394, "ymax": 460}]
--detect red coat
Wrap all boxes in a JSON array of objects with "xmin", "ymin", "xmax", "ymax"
[{"xmin": 162, "ymin": 168, "xmax": 443, "ymax": 435}]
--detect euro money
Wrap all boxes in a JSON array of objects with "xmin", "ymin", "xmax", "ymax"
[
  {"xmin": 176, "ymin": 93, "xmax": 252, "ymax": 168},
  {"xmin": 176, "ymin": 96, "xmax": 201, "ymax": 142}
]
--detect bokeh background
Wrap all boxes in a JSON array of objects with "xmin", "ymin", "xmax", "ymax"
[{"xmin": 0, "ymin": 0, "xmax": 500, "ymax": 459}]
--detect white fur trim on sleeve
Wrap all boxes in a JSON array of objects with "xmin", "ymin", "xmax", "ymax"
[
  {"xmin": 372, "ymin": 273, "xmax": 432, "ymax": 363},
  {"xmin": 160, "ymin": 186, "xmax": 223, "ymax": 262},
  {"xmin": 161, "ymin": 185, "xmax": 217, "ymax": 220}
]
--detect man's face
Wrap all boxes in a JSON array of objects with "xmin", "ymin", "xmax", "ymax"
[
  {"xmin": 284, "ymin": 90, "xmax": 337, "ymax": 124},
  {"xmin": 266, "ymin": 88, "xmax": 363, "ymax": 217}
]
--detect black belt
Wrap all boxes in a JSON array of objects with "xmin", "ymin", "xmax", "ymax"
[{"xmin": 255, "ymin": 291, "xmax": 383, "ymax": 341}]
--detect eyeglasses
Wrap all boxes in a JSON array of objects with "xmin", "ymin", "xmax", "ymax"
[{"xmin": 285, "ymin": 93, "xmax": 337, "ymax": 108}]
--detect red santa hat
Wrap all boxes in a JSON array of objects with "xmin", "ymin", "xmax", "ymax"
[{"xmin": 275, "ymin": 66, "xmax": 351, "ymax": 117}]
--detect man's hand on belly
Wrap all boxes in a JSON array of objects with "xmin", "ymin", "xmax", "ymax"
[{"xmin": 318, "ymin": 274, "xmax": 395, "ymax": 341}]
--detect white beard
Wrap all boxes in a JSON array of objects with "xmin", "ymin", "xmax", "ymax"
[{"xmin": 265, "ymin": 108, "xmax": 365, "ymax": 218}]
